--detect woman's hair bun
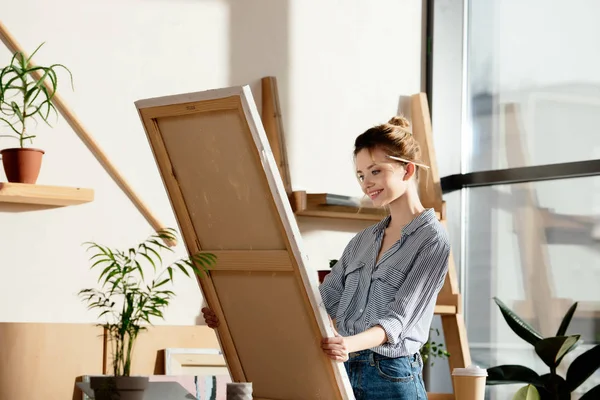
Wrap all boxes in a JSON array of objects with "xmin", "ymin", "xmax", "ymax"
[{"xmin": 388, "ymin": 115, "xmax": 411, "ymax": 128}]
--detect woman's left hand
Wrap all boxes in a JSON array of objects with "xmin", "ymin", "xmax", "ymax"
[{"xmin": 321, "ymin": 332, "xmax": 350, "ymax": 362}]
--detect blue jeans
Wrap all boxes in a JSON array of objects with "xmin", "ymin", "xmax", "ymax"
[{"xmin": 344, "ymin": 350, "xmax": 427, "ymax": 400}]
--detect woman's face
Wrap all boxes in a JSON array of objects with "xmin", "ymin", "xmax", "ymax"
[{"xmin": 355, "ymin": 147, "xmax": 412, "ymax": 207}]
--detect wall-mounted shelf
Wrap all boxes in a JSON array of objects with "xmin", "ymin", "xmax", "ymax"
[
  {"xmin": 291, "ymin": 191, "xmax": 387, "ymax": 221},
  {"xmin": 0, "ymin": 182, "xmax": 94, "ymax": 206},
  {"xmin": 291, "ymin": 191, "xmax": 441, "ymax": 221}
]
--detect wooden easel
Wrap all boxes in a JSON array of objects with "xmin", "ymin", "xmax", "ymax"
[
  {"xmin": 261, "ymin": 79, "xmax": 470, "ymax": 399},
  {"xmin": 411, "ymin": 93, "xmax": 471, "ymax": 400}
]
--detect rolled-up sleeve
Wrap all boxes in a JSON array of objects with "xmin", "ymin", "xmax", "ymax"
[{"xmin": 373, "ymin": 239, "xmax": 450, "ymax": 347}]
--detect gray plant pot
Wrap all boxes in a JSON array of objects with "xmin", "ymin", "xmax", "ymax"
[
  {"xmin": 90, "ymin": 376, "xmax": 149, "ymax": 400},
  {"xmin": 226, "ymin": 382, "xmax": 253, "ymax": 400}
]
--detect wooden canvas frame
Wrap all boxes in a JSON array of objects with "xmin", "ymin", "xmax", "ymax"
[{"xmin": 135, "ymin": 86, "xmax": 353, "ymax": 400}]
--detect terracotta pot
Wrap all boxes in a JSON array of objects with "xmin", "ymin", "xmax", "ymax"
[
  {"xmin": 0, "ymin": 148, "xmax": 45, "ymax": 184},
  {"xmin": 90, "ymin": 376, "xmax": 149, "ymax": 400},
  {"xmin": 318, "ymin": 270, "xmax": 331, "ymax": 283}
]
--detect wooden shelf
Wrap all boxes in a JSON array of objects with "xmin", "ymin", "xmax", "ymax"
[
  {"xmin": 0, "ymin": 182, "xmax": 94, "ymax": 206},
  {"xmin": 291, "ymin": 191, "xmax": 388, "ymax": 221},
  {"xmin": 291, "ymin": 191, "xmax": 441, "ymax": 221}
]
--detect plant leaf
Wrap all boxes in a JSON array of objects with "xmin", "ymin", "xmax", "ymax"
[
  {"xmin": 536, "ymin": 373, "xmax": 569, "ymax": 399},
  {"xmin": 175, "ymin": 262, "xmax": 191, "ymax": 277},
  {"xmin": 486, "ymin": 365, "xmax": 541, "ymax": 386},
  {"xmin": 25, "ymin": 42, "xmax": 45, "ymax": 64},
  {"xmin": 153, "ymin": 278, "xmax": 170, "ymax": 288},
  {"xmin": 139, "ymin": 251, "xmax": 156, "ymax": 271},
  {"xmin": 566, "ymin": 344, "xmax": 600, "ymax": 391},
  {"xmin": 0, "ymin": 117, "xmax": 21, "ymax": 135},
  {"xmin": 534, "ymin": 335, "xmax": 581, "ymax": 369},
  {"xmin": 512, "ymin": 384, "xmax": 540, "ymax": 400},
  {"xmin": 494, "ymin": 297, "xmax": 543, "ymax": 346},
  {"xmin": 580, "ymin": 384, "xmax": 600, "ymax": 400},
  {"xmin": 98, "ymin": 262, "xmax": 119, "ymax": 284},
  {"xmin": 556, "ymin": 302, "xmax": 578, "ymax": 336}
]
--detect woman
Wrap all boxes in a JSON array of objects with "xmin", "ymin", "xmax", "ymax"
[
  {"xmin": 318, "ymin": 116, "xmax": 449, "ymax": 399},
  {"xmin": 202, "ymin": 116, "xmax": 449, "ymax": 399}
]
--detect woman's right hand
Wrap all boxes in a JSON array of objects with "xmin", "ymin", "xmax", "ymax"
[{"xmin": 201, "ymin": 307, "xmax": 220, "ymax": 328}]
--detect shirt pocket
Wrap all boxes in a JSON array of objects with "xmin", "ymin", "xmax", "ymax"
[
  {"xmin": 372, "ymin": 264, "xmax": 408, "ymax": 290},
  {"xmin": 335, "ymin": 261, "xmax": 366, "ymax": 318},
  {"xmin": 344, "ymin": 260, "xmax": 366, "ymax": 277}
]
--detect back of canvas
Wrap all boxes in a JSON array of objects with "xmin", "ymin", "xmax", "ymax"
[{"xmin": 135, "ymin": 86, "xmax": 353, "ymax": 400}]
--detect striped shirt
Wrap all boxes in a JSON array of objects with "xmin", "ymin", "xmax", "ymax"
[{"xmin": 319, "ymin": 208, "xmax": 450, "ymax": 358}]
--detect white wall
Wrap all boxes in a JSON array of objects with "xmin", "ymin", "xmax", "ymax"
[{"xmin": 0, "ymin": 0, "xmax": 424, "ymax": 325}]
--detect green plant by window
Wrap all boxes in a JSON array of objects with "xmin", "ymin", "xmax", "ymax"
[
  {"xmin": 78, "ymin": 228, "xmax": 216, "ymax": 377},
  {"xmin": 512, "ymin": 384, "xmax": 541, "ymax": 400},
  {"xmin": 420, "ymin": 327, "xmax": 450, "ymax": 366},
  {"xmin": 0, "ymin": 42, "xmax": 73, "ymax": 147},
  {"xmin": 487, "ymin": 297, "xmax": 600, "ymax": 400}
]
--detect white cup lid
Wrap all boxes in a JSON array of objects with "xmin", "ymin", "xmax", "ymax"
[{"xmin": 452, "ymin": 364, "xmax": 488, "ymax": 377}]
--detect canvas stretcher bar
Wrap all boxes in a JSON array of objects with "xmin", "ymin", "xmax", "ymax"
[{"xmin": 135, "ymin": 86, "xmax": 354, "ymax": 400}]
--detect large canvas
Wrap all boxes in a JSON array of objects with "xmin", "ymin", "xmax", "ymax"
[{"xmin": 135, "ymin": 86, "xmax": 353, "ymax": 400}]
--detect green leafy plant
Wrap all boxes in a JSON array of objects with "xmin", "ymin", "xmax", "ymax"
[
  {"xmin": 420, "ymin": 327, "xmax": 450, "ymax": 366},
  {"xmin": 513, "ymin": 384, "xmax": 541, "ymax": 400},
  {"xmin": 78, "ymin": 228, "xmax": 216, "ymax": 377},
  {"xmin": 0, "ymin": 42, "xmax": 73, "ymax": 147},
  {"xmin": 487, "ymin": 297, "xmax": 600, "ymax": 400}
]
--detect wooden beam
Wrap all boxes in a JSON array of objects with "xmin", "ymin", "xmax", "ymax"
[
  {"xmin": 434, "ymin": 305, "xmax": 457, "ymax": 315},
  {"xmin": 261, "ymin": 76, "xmax": 292, "ymax": 196},
  {"xmin": 411, "ymin": 93, "xmax": 443, "ymax": 213},
  {"xmin": 441, "ymin": 314, "xmax": 472, "ymax": 373}
]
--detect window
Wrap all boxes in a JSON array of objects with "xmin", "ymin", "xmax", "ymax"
[{"xmin": 431, "ymin": 0, "xmax": 600, "ymax": 398}]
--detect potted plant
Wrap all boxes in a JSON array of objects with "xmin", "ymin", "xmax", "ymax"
[
  {"xmin": 487, "ymin": 297, "xmax": 600, "ymax": 400},
  {"xmin": 78, "ymin": 228, "xmax": 216, "ymax": 400},
  {"xmin": 0, "ymin": 42, "xmax": 73, "ymax": 183},
  {"xmin": 420, "ymin": 327, "xmax": 450, "ymax": 390},
  {"xmin": 318, "ymin": 259, "xmax": 338, "ymax": 283}
]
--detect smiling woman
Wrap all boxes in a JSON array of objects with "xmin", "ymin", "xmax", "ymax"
[
  {"xmin": 201, "ymin": 115, "xmax": 448, "ymax": 399},
  {"xmin": 317, "ymin": 116, "xmax": 450, "ymax": 399}
]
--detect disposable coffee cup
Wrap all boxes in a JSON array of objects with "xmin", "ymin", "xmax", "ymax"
[{"xmin": 452, "ymin": 364, "xmax": 487, "ymax": 400}]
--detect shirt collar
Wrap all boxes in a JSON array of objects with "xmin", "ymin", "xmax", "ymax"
[{"xmin": 372, "ymin": 208, "xmax": 437, "ymax": 236}]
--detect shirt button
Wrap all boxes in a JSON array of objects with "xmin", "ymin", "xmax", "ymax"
[{"xmin": 359, "ymin": 309, "xmax": 363, "ymax": 313}]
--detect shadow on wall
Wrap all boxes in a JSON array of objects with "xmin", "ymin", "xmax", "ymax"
[
  {"xmin": 227, "ymin": 0, "xmax": 290, "ymax": 116},
  {"xmin": 0, "ymin": 203, "xmax": 60, "ymax": 213},
  {"xmin": 194, "ymin": 0, "xmax": 290, "ymax": 325}
]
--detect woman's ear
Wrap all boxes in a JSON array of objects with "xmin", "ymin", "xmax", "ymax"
[{"xmin": 403, "ymin": 163, "xmax": 416, "ymax": 181}]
